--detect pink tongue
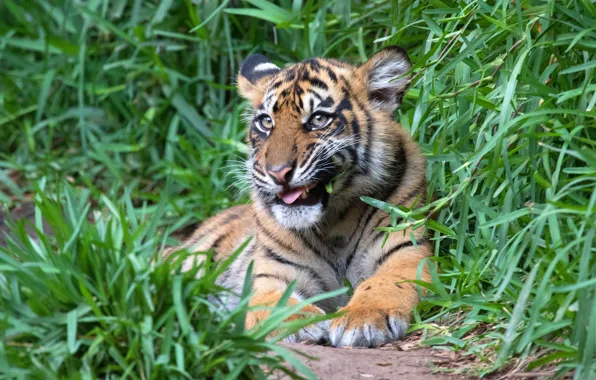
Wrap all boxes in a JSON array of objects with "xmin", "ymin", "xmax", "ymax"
[{"xmin": 281, "ymin": 189, "xmax": 303, "ymax": 204}]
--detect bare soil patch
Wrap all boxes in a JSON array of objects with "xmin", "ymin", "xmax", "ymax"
[{"xmin": 283, "ymin": 343, "xmax": 467, "ymax": 380}]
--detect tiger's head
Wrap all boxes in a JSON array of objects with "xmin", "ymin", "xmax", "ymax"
[{"xmin": 238, "ymin": 46, "xmax": 412, "ymax": 230}]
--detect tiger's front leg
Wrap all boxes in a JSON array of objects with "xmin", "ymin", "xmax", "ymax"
[
  {"xmin": 245, "ymin": 290, "xmax": 328, "ymax": 343},
  {"xmin": 329, "ymin": 232, "xmax": 431, "ymax": 348},
  {"xmin": 244, "ymin": 255, "xmax": 330, "ymax": 344}
]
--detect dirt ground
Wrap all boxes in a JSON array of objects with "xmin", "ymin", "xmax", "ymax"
[{"xmin": 283, "ymin": 343, "xmax": 465, "ymax": 380}]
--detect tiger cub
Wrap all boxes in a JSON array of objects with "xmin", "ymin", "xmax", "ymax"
[{"xmin": 173, "ymin": 46, "xmax": 431, "ymax": 348}]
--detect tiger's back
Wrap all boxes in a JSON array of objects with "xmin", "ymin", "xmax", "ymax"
[{"xmin": 172, "ymin": 46, "xmax": 432, "ymax": 348}]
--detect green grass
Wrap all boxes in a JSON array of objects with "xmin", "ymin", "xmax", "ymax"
[
  {"xmin": 0, "ymin": 186, "xmax": 342, "ymax": 379},
  {"xmin": 1, "ymin": 0, "xmax": 595, "ymax": 378}
]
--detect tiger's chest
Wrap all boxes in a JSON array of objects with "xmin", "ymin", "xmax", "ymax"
[{"xmin": 300, "ymin": 219, "xmax": 381, "ymax": 289}]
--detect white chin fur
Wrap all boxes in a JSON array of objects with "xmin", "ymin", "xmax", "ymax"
[{"xmin": 271, "ymin": 203, "xmax": 323, "ymax": 230}]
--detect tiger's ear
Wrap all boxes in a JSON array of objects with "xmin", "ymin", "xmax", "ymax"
[
  {"xmin": 357, "ymin": 46, "xmax": 412, "ymax": 114},
  {"xmin": 237, "ymin": 54, "xmax": 281, "ymax": 107}
]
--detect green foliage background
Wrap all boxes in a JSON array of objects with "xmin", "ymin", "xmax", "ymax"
[{"xmin": 1, "ymin": 0, "xmax": 595, "ymax": 378}]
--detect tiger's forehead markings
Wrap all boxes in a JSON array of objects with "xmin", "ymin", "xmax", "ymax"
[{"xmin": 258, "ymin": 60, "xmax": 344, "ymax": 120}]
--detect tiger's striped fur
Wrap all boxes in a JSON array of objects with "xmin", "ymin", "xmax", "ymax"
[{"xmin": 172, "ymin": 46, "xmax": 431, "ymax": 347}]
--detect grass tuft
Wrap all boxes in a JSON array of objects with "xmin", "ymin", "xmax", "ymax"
[{"xmin": 0, "ymin": 185, "xmax": 338, "ymax": 378}]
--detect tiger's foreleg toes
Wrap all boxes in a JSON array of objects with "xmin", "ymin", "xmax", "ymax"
[
  {"xmin": 282, "ymin": 319, "xmax": 330, "ymax": 344},
  {"xmin": 247, "ymin": 294, "xmax": 330, "ymax": 344},
  {"xmin": 329, "ymin": 307, "xmax": 408, "ymax": 348}
]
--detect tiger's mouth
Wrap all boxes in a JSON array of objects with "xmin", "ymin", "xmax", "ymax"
[{"xmin": 276, "ymin": 181, "xmax": 328, "ymax": 207}]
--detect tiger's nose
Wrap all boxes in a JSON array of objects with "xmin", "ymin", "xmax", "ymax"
[{"xmin": 267, "ymin": 164, "xmax": 294, "ymax": 186}]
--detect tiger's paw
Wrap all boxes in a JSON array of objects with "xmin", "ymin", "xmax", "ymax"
[
  {"xmin": 329, "ymin": 306, "xmax": 408, "ymax": 348},
  {"xmin": 246, "ymin": 298, "xmax": 329, "ymax": 344},
  {"xmin": 279, "ymin": 303, "xmax": 329, "ymax": 344},
  {"xmin": 282, "ymin": 319, "xmax": 330, "ymax": 344}
]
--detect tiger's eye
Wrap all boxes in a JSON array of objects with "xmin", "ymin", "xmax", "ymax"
[
  {"xmin": 307, "ymin": 113, "xmax": 333, "ymax": 130},
  {"xmin": 259, "ymin": 115, "xmax": 273, "ymax": 129},
  {"xmin": 312, "ymin": 114, "xmax": 328, "ymax": 126}
]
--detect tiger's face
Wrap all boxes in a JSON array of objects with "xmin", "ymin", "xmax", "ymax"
[{"xmin": 238, "ymin": 47, "xmax": 412, "ymax": 230}]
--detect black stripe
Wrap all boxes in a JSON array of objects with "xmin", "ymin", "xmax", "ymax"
[
  {"xmin": 334, "ymin": 150, "xmax": 346, "ymax": 164},
  {"xmin": 253, "ymin": 163, "xmax": 266, "ymax": 177},
  {"xmin": 244, "ymin": 68, "xmax": 278, "ymax": 83},
  {"xmin": 318, "ymin": 96, "xmax": 335, "ymax": 108},
  {"xmin": 339, "ymin": 170, "xmax": 357, "ymax": 197},
  {"xmin": 301, "ymin": 142, "xmax": 317, "ymax": 161},
  {"xmin": 301, "ymin": 130, "xmax": 345, "ymax": 177},
  {"xmin": 309, "ymin": 90, "xmax": 323, "ymax": 101},
  {"xmin": 336, "ymin": 201, "xmax": 355, "ymax": 221},
  {"xmin": 351, "ymin": 114, "xmax": 363, "ymax": 175},
  {"xmin": 386, "ymin": 138, "xmax": 409, "ymax": 194},
  {"xmin": 372, "ymin": 138, "xmax": 408, "ymax": 204},
  {"xmin": 350, "ymin": 112, "xmax": 360, "ymax": 136},
  {"xmin": 221, "ymin": 212, "xmax": 240, "ymax": 224},
  {"xmin": 293, "ymin": 230, "xmax": 342, "ymax": 276},
  {"xmin": 299, "ymin": 145, "xmax": 326, "ymax": 178},
  {"xmin": 285, "ymin": 69, "xmax": 296, "ymax": 81},
  {"xmin": 328, "ymin": 235, "xmax": 348, "ymax": 249},
  {"xmin": 328, "ymin": 122, "xmax": 345, "ymax": 137},
  {"xmin": 355, "ymin": 99, "xmax": 372, "ymax": 174},
  {"xmin": 292, "ymin": 229, "xmax": 322, "ymax": 256},
  {"xmin": 304, "ymin": 58, "xmax": 322, "ymax": 71},
  {"xmin": 376, "ymin": 237, "xmax": 428, "ymax": 268},
  {"xmin": 371, "ymin": 183, "xmax": 423, "ymax": 243},
  {"xmin": 325, "ymin": 66, "xmax": 338, "ymax": 83},
  {"xmin": 402, "ymin": 185, "xmax": 425, "ymax": 205},
  {"xmin": 310, "ymin": 78, "xmax": 328, "ymax": 91},
  {"xmin": 253, "ymin": 273, "xmax": 289, "ymax": 283},
  {"xmin": 302, "ymin": 68, "xmax": 310, "ymax": 80},
  {"xmin": 211, "ymin": 234, "xmax": 226, "ymax": 254},
  {"xmin": 343, "ymin": 144, "xmax": 358, "ymax": 163},
  {"xmin": 256, "ymin": 218, "xmax": 301, "ymax": 256},
  {"xmin": 329, "ymin": 59, "xmax": 348, "ymax": 68},
  {"xmin": 373, "ymin": 229, "xmax": 387, "ymax": 243},
  {"xmin": 259, "ymin": 216, "xmax": 338, "ymax": 284},
  {"xmin": 345, "ymin": 206, "xmax": 377, "ymax": 269},
  {"xmin": 263, "ymin": 248, "xmax": 327, "ymax": 291},
  {"xmin": 336, "ymin": 97, "xmax": 353, "ymax": 113},
  {"xmin": 300, "ymin": 143, "xmax": 317, "ymax": 169},
  {"xmin": 264, "ymin": 92, "xmax": 275, "ymax": 104},
  {"xmin": 253, "ymin": 182, "xmax": 268, "ymax": 192},
  {"xmin": 253, "ymin": 176, "xmax": 269, "ymax": 187},
  {"xmin": 219, "ymin": 245, "xmax": 253, "ymax": 285},
  {"xmin": 264, "ymin": 247, "xmax": 300, "ymax": 267},
  {"xmin": 270, "ymin": 80, "xmax": 282, "ymax": 89}
]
